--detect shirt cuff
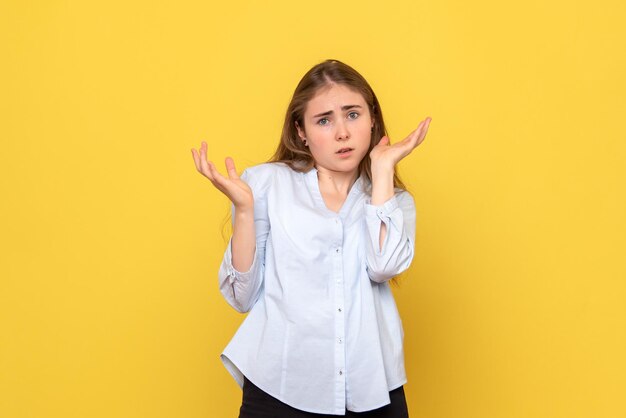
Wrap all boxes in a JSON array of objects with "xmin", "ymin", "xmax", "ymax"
[
  {"xmin": 365, "ymin": 195, "xmax": 399, "ymax": 221},
  {"xmin": 224, "ymin": 237, "xmax": 258, "ymax": 284}
]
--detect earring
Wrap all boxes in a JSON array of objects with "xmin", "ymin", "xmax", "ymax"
[
  {"xmin": 371, "ymin": 126, "xmax": 374, "ymax": 133},
  {"xmin": 303, "ymin": 138, "xmax": 308, "ymax": 147}
]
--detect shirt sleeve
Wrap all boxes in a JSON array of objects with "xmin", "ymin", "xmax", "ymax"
[
  {"xmin": 217, "ymin": 167, "xmax": 271, "ymax": 313},
  {"xmin": 363, "ymin": 190, "xmax": 416, "ymax": 283}
]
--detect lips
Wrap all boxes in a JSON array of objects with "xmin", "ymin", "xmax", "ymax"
[{"xmin": 336, "ymin": 147, "xmax": 354, "ymax": 154}]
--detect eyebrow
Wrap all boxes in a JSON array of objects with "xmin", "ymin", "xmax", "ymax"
[{"xmin": 312, "ymin": 105, "xmax": 362, "ymax": 118}]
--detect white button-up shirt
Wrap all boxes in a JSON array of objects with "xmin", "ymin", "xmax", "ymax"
[{"xmin": 218, "ymin": 162, "xmax": 416, "ymax": 415}]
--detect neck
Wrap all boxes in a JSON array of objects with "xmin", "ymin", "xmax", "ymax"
[{"xmin": 315, "ymin": 166, "xmax": 359, "ymax": 196}]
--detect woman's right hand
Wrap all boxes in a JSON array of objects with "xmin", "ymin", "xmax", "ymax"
[{"xmin": 191, "ymin": 141, "xmax": 254, "ymax": 211}]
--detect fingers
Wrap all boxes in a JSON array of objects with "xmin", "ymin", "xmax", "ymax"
[
  {"xmin": 416, "ymin": 117, "xmax": 432, "ymax": 145},
  {"xmin": 374, "ymin": 136, "xmax": 390, "ymax": 148},
  {"xmin": 191, "ymin": 148, "xmax": 201, "ymax": 170},
  {"xmin": 404, "ymin": 117, "xmax": 432, "ymax": 148},
  {"xmin": 198, "ymin": 141, "xmax": 214, "ymax": 181},
  {"xmin": 191, "ymin": 141, "xmax": 243, "ymax": 191},
  {"xmin": 191, "ymin": 142, "xmax": 209, "ymax": 172},
  {"xmin": 225, "ymin": 157, "xmax": 240, "ymax": 180},
  {"xmin": 208, "ymin": 160, "xmax": 228, "ymax": 186},
  {"xmin": 191, "ymin": 141, "xmax": 221, "ymax": 186}
]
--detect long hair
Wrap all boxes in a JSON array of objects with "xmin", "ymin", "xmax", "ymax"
[{"xmin": 269, "ymin": 59, "xmax": 406, "ymax": 192}]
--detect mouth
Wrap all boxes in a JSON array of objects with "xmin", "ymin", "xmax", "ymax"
[{"xmin": 336, "ymin": 147, "xmax": 354, "ymax": 154}]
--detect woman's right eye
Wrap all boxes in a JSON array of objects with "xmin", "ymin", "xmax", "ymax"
[{"xmin": 317, "ymin": 118, "xmax": 329, "ymax": 126}]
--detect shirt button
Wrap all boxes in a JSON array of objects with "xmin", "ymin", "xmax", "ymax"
[
  {"xmin": 338, "ymin": 307, "xmax": 342, "ymax": 312},
  {"xmin": 335, "ymin": 248, "xmax": 340, "ymax": 253},
  {"xmin": 339, "ymin": 370, "xmax": 343, "ymax": 376},
  {"xmin": 338, "ymin": 337, "xmax": 342, "ymax": 344}
]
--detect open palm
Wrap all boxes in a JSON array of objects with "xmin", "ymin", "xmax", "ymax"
[
  {"xmin": 191, "ymin": 141, "xmax": 254, "ymax": 210},
  {"xmin": 370, "ymin": 117, "xmax": 431, "ymax": 169}
]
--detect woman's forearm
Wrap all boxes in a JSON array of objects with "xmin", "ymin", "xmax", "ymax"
[
  {"xmin": 370, "ymin": 167, "xmax": 395, "ymax": 251},
  {"xmin": 231, "ymin": 206, "xmax": 257, "ymax": 273}
]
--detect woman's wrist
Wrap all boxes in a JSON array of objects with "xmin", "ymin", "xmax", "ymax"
[
  {"xmin": 370, "ymin": 165, "xmax": 395, "ymax": 205},
  {"xmin": 234, "ymin": 203, "xmax": 255, "ymax": 217}
]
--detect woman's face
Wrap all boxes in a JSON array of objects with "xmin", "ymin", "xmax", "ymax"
[{"xmin": 296, "ymin": 83, "xmax": 373, "ymax": 177}]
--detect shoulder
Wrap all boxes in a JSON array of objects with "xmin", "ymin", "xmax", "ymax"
[
  {"xmin": 242, "ymin": 161, "xmax": 291, "ymax": 177},
  {"xmin": 241, "ymin": 161, "xmax": 296, "ymax": 182},
  {"xmin": 241, "ymin": 162, "xmax": 298, "ymax": 193}
]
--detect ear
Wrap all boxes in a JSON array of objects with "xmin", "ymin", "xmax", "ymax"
[{"xmin": 295, "ymin": 121, "xmax": 306, "ymax": 140}]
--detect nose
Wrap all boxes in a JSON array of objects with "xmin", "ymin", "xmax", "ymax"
[{"xmin": 336, "ymin": 119, "xmax": 350, "ymax": 141}]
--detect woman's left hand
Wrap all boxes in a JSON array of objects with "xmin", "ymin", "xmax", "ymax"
[{"xmin": 370, "ymin": 116, "xmax": 432, "ymax": 171}]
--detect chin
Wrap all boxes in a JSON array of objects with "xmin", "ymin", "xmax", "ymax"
[{"xmin": 335, "ymin": 162, "xmax": 361, "ymax": 172}]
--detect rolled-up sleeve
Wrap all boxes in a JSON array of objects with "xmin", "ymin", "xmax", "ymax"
[
  {"xmin": 217, "ymin": 168, "xmax": 271, "ymax": 313},
  {"xmin": 364, "ymin": 191, "xmax": 416, "ymax": 283}
]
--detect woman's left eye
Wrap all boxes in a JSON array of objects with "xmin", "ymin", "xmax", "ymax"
[{"xmin": 348, "ymin": 112, "xmax": 359, "ymax": 119}]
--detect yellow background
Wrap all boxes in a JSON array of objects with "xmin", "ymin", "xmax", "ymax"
[{"xmin": 1, "ymin": 1, "xmax": 625, "ymax": 417}]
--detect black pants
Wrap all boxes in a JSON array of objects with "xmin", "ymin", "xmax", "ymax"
[{"xmin": 238, "ymin": 376, "xmax": 409, "ymax": 417}]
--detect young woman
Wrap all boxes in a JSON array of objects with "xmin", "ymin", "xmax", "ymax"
[{"xmin": 191, "ymin": 59, "xmax": 431, "ymax": 417}]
